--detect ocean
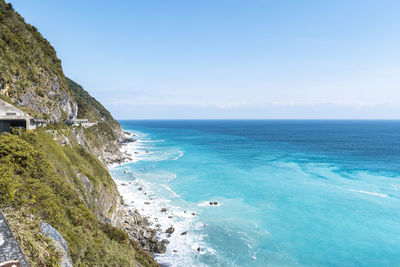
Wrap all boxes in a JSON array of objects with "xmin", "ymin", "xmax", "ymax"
[{"xmin": 110, "ymin": 120, "xmax": 400, "ymax": 267}]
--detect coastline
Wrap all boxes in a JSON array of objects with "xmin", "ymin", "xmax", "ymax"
[
  {"xmin": 108, "ymin": 131, "xmax": 167, "ymax": 255},
  {"xmin": 109, "ymin": 129, "xmax": 210, "ymax": 267}
]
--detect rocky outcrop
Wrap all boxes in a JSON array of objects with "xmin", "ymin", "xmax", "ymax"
[
  {"xmin": 70, "ymin": 125, "xmax": 134, "ymax": 166},
  {"xmin": 2, "ymin": 73, "xmax": 78, "ymax": 122},
  {"xmin": 40, "ymin": 223, "xmax": 72, "ymax": 267},
  {"xmin": 69, "ymin": 124, "xmax": 124, "ymax": 165},
  {"xmin": 0, "ymin": 212, "xmax": 29, "ymax": 267},
  {"xmin": 118, "ymin": 209, "xmax": 166, "ymax": 254},
  {"xmin": 18, "ymin": 76, "xmax": 77, "ymax": 122}
]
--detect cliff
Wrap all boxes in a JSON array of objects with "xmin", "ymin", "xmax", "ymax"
[
  {"xmin": 0, "ymin": 1, "xmax": 160, "ymax": 266},
  {"xmin": 0, "ymin": 0, "xmax": 127, "ymax": 166},
  {"xmin": 66, "ymin": 78, "xmax": 129, "ymax": 165},
  {"xmin": 0, "ymin": 1, "xmax": 76, "ymax": 121}
]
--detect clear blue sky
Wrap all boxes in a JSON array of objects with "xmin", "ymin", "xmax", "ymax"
[{"xmin": 9, "ymin": 0, "xmax": 400, "ymax": 119}]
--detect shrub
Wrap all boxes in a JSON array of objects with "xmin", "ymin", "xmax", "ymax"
[
  {"xmin": 0, "ymin": 131, "xmax": 159, "ymax": 266},
  {"xmin": 101, "ymin": 224, "xmax": 129, "ymax": 244}
]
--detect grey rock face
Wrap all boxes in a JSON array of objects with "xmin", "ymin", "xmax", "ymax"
[
  {"xmin": 6, "ymin": 73, "xmax": 78, "ymax": 123},
  {"xmin": 0, "ymin": 212, "xmax": 29, "ymax": 267},
  {"xmin": 119, "ymin": 211, "xmax": 166, "ymax": 254},
  {"xmin": 40, "ymin": 223, "xmax": 72, "ymax": 267}
]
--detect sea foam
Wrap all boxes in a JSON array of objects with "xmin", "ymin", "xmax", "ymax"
[{"xmin": 111, "ymin": 131, "xmax": 211, "ymax": 267}]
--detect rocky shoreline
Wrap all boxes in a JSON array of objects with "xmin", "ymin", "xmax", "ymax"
[{"xmin": 110, "ymin": 131, "xmax": 168, "ymax": 256}]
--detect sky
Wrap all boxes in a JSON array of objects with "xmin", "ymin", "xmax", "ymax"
[{"xmin": 8, "ymin": 0, "xmax": 400, "ymax": 119}]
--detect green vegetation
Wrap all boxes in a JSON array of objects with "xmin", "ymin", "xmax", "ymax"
[
  {"xmin": 0, "ymin": 1, "xmax": 153, "ymax": 265},
  {"xmin": 67, "ymin": 77, "xmax": 123, "ymax": 144},
  {"xmin": 0, "ymin": 0, "xmax": 122, "ymax": 131},
  {"xmin": 3, "ymin": 208, "xmax": 61, "ymax": 266},
  {"xmin": 0, "ymin": 1, "xmax": 69, "ymax": 99},
  {"xmin": 0, "ymin": 131, "xmax": 158, "ymax": 266},
  {"xmin": 67, "ymin": 78, "xmax": 114, "ymax": 122}
]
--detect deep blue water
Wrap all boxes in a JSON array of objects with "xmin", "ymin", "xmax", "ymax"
[{"xmin": 110, "ymin": 120, "xmax": 400, "ymax": 266}]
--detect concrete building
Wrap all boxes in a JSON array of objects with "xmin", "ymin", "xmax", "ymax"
[{"xmin": 0, "ymin": 99, "xmax": 36, "ymax": 133}]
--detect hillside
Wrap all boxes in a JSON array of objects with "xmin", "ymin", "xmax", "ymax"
[
  {"xmin": 0, "ymin": 1, "xmax": 160, "ymax": 266},
  {"xmin": 0, "ymin": 130, "xmax": 156, "ymax": 266},
  {"xmin": 66, "ymin": 78, "xmax": 127, "ymax": 165},
  {"xmin": 0, "ymin": 1, "xmax": 76, "ymax": 121}
]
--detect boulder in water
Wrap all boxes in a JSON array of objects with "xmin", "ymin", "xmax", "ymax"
[{"xmin": 165, "ymin": 226, "xmax": 175, "ymax": 234}]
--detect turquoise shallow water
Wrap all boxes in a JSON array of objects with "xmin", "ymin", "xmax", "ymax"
[{"xmin": 110, "ymin": 120, "xmax": 400, "ymax": 266}]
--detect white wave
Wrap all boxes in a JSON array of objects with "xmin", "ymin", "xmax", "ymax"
[
  {"xmin": 172, "ymin": 151, "xmax": 184, "ymax": 161},
  {"xmin": 111, "ymin": 129, "xmax": 215, "ymax": 266},
  {"xmin": 198, "ymin": 201, "xmax": 222, "ymax": 207},
  {"xmin": 113, "ymin": 175, "xmax": 210, "ymax": 267},
  {"xmin": 160, "ymin": 184, "xmax": 181, "ymax": 198},
  {"xmin": 166, "ymin": 173, "xmax": 177, "ymax": 182},
  {"xmin": 251, "ymin": 249, "xmax": 260, "ymax": 260},
  {"xmin": 348, "ymin": 189, "xmax": 388, "ymax": 198}
]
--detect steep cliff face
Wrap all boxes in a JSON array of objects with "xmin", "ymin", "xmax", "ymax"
[
  {"xmin": 0, "ymin": 1, "xmax": 160, "ymax": 266},
  {"xmin": 67, "ymin": 78, "xmax": 127, "ymax": 165},
  {"xmin": 0, "ymin": 132, "xmax": 158, "ymax": 266},
  {"xmin": 0, "ymin": 1, "xmax": 125, "ymax": 165},
  {"xmin": 0, "ymin": 1, "xmax": 77, "ymax": 121}
]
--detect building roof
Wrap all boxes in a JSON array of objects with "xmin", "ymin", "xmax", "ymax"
[{"xmin": 0, "ymin": 99, "xmax": 31, "ymax": 119}]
